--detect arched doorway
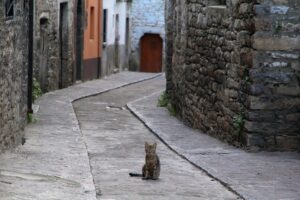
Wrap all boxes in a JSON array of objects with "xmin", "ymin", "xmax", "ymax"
[
  {"xmin": 140, "ymin": 34, "xmax": 163, "ymax": 73},
  {"xmin": 75, "ymin": 0, "xmax": 84, "ymax": 81}
]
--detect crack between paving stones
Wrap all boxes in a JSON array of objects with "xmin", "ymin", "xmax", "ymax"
[
  {"xmin": 71, "ymin": 106, "xmax": 99, "ymax": 198},
  {"xmin": 126, "ymin": 100, "xmax": 246, "ymax": 200},
  {"xmin": 0, "ymin": 169, "xmax": 81, "ymax": 187},
  {"xmin": 0, "ymin": 180, "xmax": 12, "ymax": 185}
]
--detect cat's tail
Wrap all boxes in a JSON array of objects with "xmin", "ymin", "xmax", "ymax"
[{"xmin": 129, "ymin": 172, "xmax": 143, "ymax": 177}]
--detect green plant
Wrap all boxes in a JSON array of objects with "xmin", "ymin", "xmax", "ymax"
[
  {"xmin": 273, "ymin": 20, "xmax": 282, "ymax": 35},
  {"xmin": 157, "ymin": 91, "xmax": 177, "ymax": 116},
  {"xmin": 157, "ymin": 91, "xmax": 169, "ymax": 107},
  {"xmin": 242, "ymin": 68, "xmax": 250, "ymax": 82},
  {"xmin": 27, "ymin": 113, "xmax": 37, "ymax": 124},
  {"xmin": 233, "ymin": 114, "xmax": 245, "ymax": 134},
  {"xmin": 167, "ymin": 103, "xmax": 177, "ymax": 116},
  {"xmin": 243, "ymin": 75, "xmax": 250, "ymax": 83},
  {"xmin": 33, "ymin": 78, "xmax": 43, "ymax": 102}
]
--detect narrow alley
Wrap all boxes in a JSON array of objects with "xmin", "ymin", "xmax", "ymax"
[
  {"xmin": 0, "ymin": 72, "xmax": 299, "ymax": 199},
  {"xmin": 73, "ymin": 76, "xmax": 239, "ymax": 200},
  {"xmin": 1, "ymin": 0, "xmax": 300, "ymax": 199}
]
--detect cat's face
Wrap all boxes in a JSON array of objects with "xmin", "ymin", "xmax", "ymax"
[{"xmin": 145, "ymin": 142, "xmax": 157, "ymax": 154}]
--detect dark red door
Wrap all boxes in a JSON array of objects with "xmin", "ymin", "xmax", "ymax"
[{"xmin": 140, "ymin": 34, "xmax": 163, "ymax": 72}]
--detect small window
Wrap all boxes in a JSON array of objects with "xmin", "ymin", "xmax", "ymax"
[
  {"xmin": 5, "ymin": 0, "xmax": 14, "ymax": 18},
  {"xmin": 208, "ymin": 0, "xmax": 226, "ymax": 6},
  {"xmin": 90, "ymin": 6, "xmax": 95, "ymax": 39},
  {"xmin": 23, "ymin": 0, "xmax": 27, "ymax": 10}
]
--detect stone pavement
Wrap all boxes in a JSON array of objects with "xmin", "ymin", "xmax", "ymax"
[
  {"xmin": 127, "ymin": 89, "xmax": 300, "ymax": 200},
  {"xmin": 0, "ymin": 72, "xmax": 161, "ymax": 200},
  {"xmin": 0, "ymin": 72, "xmax": 298, "ymax": 200},
  {"xmin": 73, "ymin": 76, "xmax": 239, "ymax": 200}
]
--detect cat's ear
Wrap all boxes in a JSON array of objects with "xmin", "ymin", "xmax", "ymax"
[
  {"xmin": 153, "ymin": 142, "xmax": 157, "ymax": 149},
  {"xmin": 145, "ymin": 142, "xmax": 149, "ymax": 147}
]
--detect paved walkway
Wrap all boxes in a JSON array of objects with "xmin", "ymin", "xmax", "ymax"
[
  {"xmin": 128, "ymin": 88, "xmax": 300, "ymax": 200},
  {"xmin": 73, "ymin": 76, "xmax": 239, "ymax": 200},
  {"xmin": 0, "ymin": 72, "xmax": 299, "ymax": 200},
  {"xmin": 0, "ymin": 72, "xmax": 161, "ymax": 200}
]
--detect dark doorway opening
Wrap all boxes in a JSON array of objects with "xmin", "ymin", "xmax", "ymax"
[
  {"xmin": 39, "ymin": 17, "xmax": 49, "ymax": 92},
  {"xmin": 125, "ymin": 17, "xmax": 130, "ymax": 56},
  {"xmin": 59, "ymin": 2, "xmax": 69, "ymax": 89},
  {"xmin": 140, "ymin": 34, "xmax": 163, "ymax": 73},
  {"xmin": 76, "ymin": 0, "xmax": 84, "ymax": 81}
]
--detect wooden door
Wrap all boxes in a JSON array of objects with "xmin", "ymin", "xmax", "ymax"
[{"xmin": 140, "ymin": 34, "xmax": 163, "ymax": 73}]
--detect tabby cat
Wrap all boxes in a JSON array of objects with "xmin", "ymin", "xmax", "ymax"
[{"xmin": 129, "ymin": 142, "xmax": 160, "ymax": 180}]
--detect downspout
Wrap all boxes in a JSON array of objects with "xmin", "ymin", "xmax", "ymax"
[{"xmin": 27, "ymin": 0, "xmax": 34, "ymax": 114}]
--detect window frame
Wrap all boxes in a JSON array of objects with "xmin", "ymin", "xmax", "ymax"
[
  {"xmin": 208, "ymin": 0, "xmax": 226, "ymax": 6},
  {"xmin": 5, "ymin": 0, "xmax": 15, "ymax": 19}
]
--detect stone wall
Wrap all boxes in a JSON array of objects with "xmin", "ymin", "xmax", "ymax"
[
  {"xmin": 130, "ymin": 0, "xmax": 165, "ymax": 71},
  {"xmin": 166, "ymin": 0, "xmax": 300, "ymax": 151},
  {"xmin": 249, "ymin": 0, "xmax": 300, "ymax": 150},
  {"xmin": 0, "ymin": 1, "xmax": 29, "ymax": 151},
  {"xmin": 34, "ymin": 0, "xmax": 76, "ymax": 92},
  {"xmin": 165, "ymin": 0, "xmax": 175, "ymax": 94}
]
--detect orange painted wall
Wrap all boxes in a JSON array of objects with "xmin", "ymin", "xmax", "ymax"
[{"xmin": 84, "ymin": 0, "xmax": 102, "ymax": 60}]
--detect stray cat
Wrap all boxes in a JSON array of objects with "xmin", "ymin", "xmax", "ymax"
[{"xmin": 129, "ymin": 142, "xmax": 160, "ymax": 180}]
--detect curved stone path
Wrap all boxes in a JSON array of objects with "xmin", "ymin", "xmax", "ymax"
[
  {"xmin": 73, "ymin": 76, "xmax": 239, "ymax": 200},
  {"xmin": 0, "ymin": 72, "xmax": 161, "ymax": 200}
]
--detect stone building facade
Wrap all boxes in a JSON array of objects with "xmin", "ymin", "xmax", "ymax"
[
  {"xmin": 166, "ymin": 0, "xmax": 300, "ymax": 151},
  {"xmin": 129, "ymin": 0, "xmax": 165, "ymax": 71},
  {"xmin": 0, "ymin": 0, "xmax": 29, "ymax": 151},
  {"xmin": 33, "ymin": 0, "xmax": 77, "ymax": 92}
]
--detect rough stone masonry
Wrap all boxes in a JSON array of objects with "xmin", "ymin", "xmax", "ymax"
[
  {"xmin": 0, "ymin": 1, "xmax": 29, "ymax": 152},
  {"xmin": 33, "ymin": 0, "xmax": 76, "ymax": 92},
  {"xmin": 166, "ymin": 0, "xmax": 300, "ymax": 151}
]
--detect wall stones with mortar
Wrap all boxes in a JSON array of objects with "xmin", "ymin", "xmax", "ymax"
[
  {"xmin": 248, "ymin": 0, "xmax": 300, "ymax": 150},
  {"xmin": 130, "ymin": 0, "xmax": 165, "ymax": 71},
  {"xmin": 0, "ymin": 1, "xmax": 29, "ymax": 152},
  {"xmin": 166, "ymin": 0, "xmax": 300, "ymax": 151},
  {"xmin": 34, "ymin": 0, "xmax": 76, "ymax": 92}
]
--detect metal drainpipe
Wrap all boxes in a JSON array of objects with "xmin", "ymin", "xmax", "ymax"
[{"xmin": 27, "ymin": 0, "xmax": 34, "ymax": 114}]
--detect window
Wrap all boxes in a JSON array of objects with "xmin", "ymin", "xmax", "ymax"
[
  {"xmin": 220, "ymin": 0, "xmax": 226, "ymax": 5},
  {"xmin": 125, "ymin": 17, "xmax": 130, "ymax": 54},
  {"xmin": 5, "ymin": 0, "xmax": 14, "ymax": 18},
  {"xmin": 208, "ymin": 0, "xmax": 226, "ymax": 6},
  {"xmin": 103, "ymin": 9, "xmax": 107, "ymax": 43},
  {"xmin": 115, "ymin": 14, "xmax": 119, "ymax": 40},
  {"xmin": 90, "ymin": 6, "xmax": 95, "ymax": 39}
]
